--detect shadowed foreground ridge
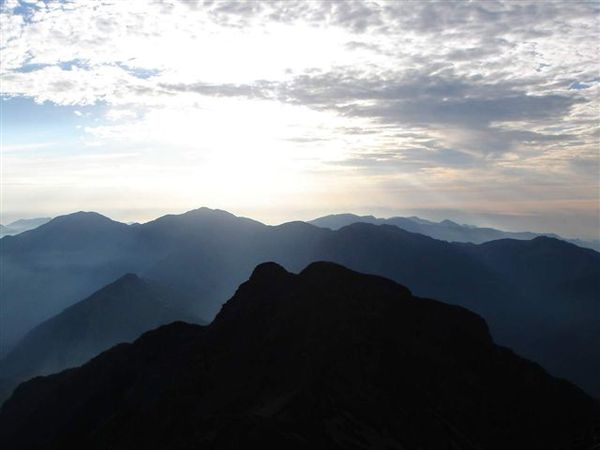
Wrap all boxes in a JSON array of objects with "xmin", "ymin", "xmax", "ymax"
[
  {"xmin": 1, "ymin": 262, "xmax": 598, "ymax": 450},
  {"xmin": 0, "ymin": 273, "xmax": 203, "ymax": 403}
]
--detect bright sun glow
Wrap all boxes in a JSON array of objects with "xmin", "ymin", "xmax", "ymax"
[{"xmin": 1, "ymin": 0, "xmax": 598, "ymax": 237}]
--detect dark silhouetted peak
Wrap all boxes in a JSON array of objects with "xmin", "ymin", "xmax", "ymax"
[
  {"xmin": 300, "ymin": 261, "xmax": 414, "ymax": 300},
  {"xmin": 213, "ymin": 262, "xmax": 294, "ymax": 327},
  {"xmin": 300, "ymin": 259, "xmax": 377, "ymax": 279},
  {"xmin": 300, "ymin": 260, "xmax": 349, "ymax": 275},
  {"xmin": 1, "ymin": 262, "xmax": 597, "ymax": 450},
  {"xmin": 249, "ymin": 262, "xmax": 291, "ymax": 283},
  {"xmin": 2, "ymin": 205, "xmax": 600, "ymax": 408}
]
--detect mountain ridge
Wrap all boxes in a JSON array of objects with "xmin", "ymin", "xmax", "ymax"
[
  {"xmin": 0, "ymin": 217, "xmax": 51, "ymax": 237},
  {"xmin": 0, "ymin": 272, "xmax": 205, "ymax": 403},
  {"xmin": 1, "ymin": 262, "xmax": 597, "ymax": 450},
  {"xmin": 309, "ymin": 212, "xmax": 600, "ymax": 251},
  {"xmin": 1, "ymin": 207, "xmax": 598, "ymax": 397}
]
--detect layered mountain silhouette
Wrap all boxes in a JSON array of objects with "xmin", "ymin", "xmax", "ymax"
[
  {"xmin": 0, "ymin": 217, "xmax": 51, "ymax": 237},
  {"xmin": 0, "ymin": 211, "xmax": 154, "ymax": 354},
  {"xmin": 0, "ymin": 262, "xmax": 597, "ymax": 450},
  {"xmin": 310, "ymin": 213, "xmax": 600, "ymax": 251},
  {"xmin": 1, "ymin": 208, "xmax": 598, "ymax": 397},
  {"xmin": 0, "ymin": 273, "xmax": 204, "ymax": 403}
]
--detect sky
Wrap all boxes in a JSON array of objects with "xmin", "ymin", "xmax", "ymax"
[{"xmin": 0, "ymin": 0, "xmax": 599, "ymax": 238}]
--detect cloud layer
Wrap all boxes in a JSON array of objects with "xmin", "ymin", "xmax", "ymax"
[{"xmin": 1, "ymin": 0, "xmax": 599, "ymax": 237}]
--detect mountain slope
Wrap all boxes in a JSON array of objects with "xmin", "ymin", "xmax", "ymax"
[
  {"xmin": 316, "ymin": 224, "xmax": 600, "ymax": 395},
  {"xmin": 0, "ymin": 212, "xmax": 153, "ymax": 353},
  {"xmin": 0, "ymin": 262, "xmax": 597, "ymax": 450},
  {"xmin": 0, "ymin": 224, "xmax": 15, "ymax": 236},
  {"xmin": 460, "ymin": 236, "xmax": 600, "ymax": 394},
  {"xmin": 0, "ymin": 273, "xmax": 204, "ymax": 403},
  {"xmin": 0, "ymin": 218, "xmax": 52, "ymax": 236},
  {"xmin": 1, "ymin": 208, "xmax": 598, "ymax": 396},
  {"xmin": 309, "ymin": 213, "xmax": 600, "ymax": 251}
]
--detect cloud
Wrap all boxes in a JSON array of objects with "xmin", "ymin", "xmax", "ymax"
[
  {"xmin": 161, "ymin": 68, "xmax": 584, "ymax": 155},
  {"xmin": 1, "ymin": 0, "xmax": 598, "ymax": 236}
]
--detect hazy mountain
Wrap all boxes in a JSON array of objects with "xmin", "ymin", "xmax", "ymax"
[
  {"xmin": 0, "ymin": 273, "xmax": 204, "ymax": 403},
  {"xmin": 0, "ymin": 211, "xmax": 155, "ymax": 353},
  {"xmin": 1, "ymin": 208, "xmax": 598, "ymax": 397},
  {"xmin": 0, "ymin": 217, "xmax": 52, "ymax": 236},
  {"xmin": 1, "ymin": 262, "xmax": 597, "ymax": 450},
  {"xmin": 0, "ymin": 208, "xmax": 258, "ymax": 352},
  {"xmin": 309, "ymin": 213, "xmax": 600, "ymax": 251}
]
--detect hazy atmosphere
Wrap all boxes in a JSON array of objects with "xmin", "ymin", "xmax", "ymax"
[
  {"xmin": 1, "ymin": 0, "xmax": 599, "ymax": 238},
  {"xmin": 2, "ymin": 2, "xmax": 600, "ymax": 447}
]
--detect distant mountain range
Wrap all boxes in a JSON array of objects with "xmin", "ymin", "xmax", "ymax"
[
  {"xmin": 0, "ymin": 217, "xmax": 51, "ymax": 236},
  {"xmin": 3, "ymin": 212, "xmax": 598, "ymax": 250},
  {"xmin": 1, "ymin": 262, "xmax": 597, "ymax": 450},
  {"xmin": 1, "ymin": 208, "xmax": 598, "ymax": 397},
  {"xmin": 0, "ymin": 273, "xmax": 205, "ymax": 403},
  {"xmin": 310, "ymin": 213, "xmax": 600, "ymax": 251}
]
